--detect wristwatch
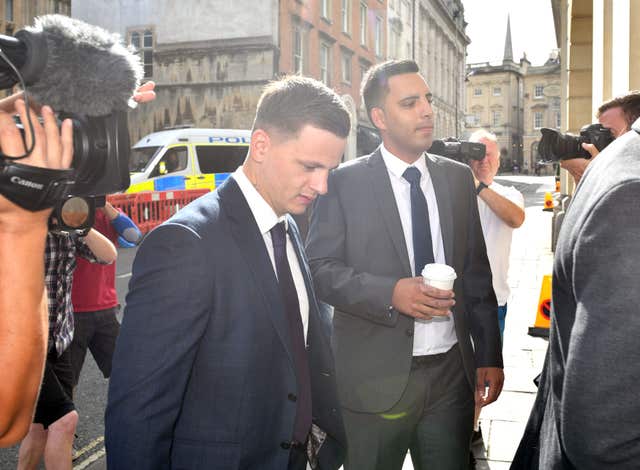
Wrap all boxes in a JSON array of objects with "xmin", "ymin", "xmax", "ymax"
[{"xmin": 476, "ymin": 182, "xmax": 488, "ymax": 195}]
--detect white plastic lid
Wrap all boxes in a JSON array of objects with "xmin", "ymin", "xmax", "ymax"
[{"xmin": 421, "ymin": 263, "xmax": 457, "ymax": 281}]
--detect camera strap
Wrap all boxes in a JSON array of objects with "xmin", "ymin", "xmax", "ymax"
[{"xmin": 0, "ymin": 158, "xmax": 74, "ymax": 211}]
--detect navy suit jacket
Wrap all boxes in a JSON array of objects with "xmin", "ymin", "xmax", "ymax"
[{"xmin": 105, "ymin": 177, "xmax": 345, "ymax": 469}]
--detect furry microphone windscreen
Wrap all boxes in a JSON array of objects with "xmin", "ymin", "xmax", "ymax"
[{"xmin": 24, "ymin": 15, "xmax": 144, "ymax": 117}]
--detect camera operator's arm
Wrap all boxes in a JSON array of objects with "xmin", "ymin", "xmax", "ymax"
[
  {"xmin": 80, "ymin": 228, "xmax": 117, "ymax": 264},
  {"xmin": 560, "ymin": 143, "xmax": 600, "ymax": 185},
  {"xmin": 0, "ymin": 100, "xmax": 72, "ymax": 447},
  {"xmin": 102, "ymin": 201, "xmax": 142, "ymax": 245},
  {"xmin": 474, "ymin": 176, "xmax": 525, "ymax": 228}
]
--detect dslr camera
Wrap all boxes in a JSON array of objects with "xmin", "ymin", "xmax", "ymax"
[
  {"xmin": 538, "ymin": 123, "xmax": 614, "ymax": 162},
  {"xmin": 428, "ymin": 138, "xmax": 486, "ymax": 162}
]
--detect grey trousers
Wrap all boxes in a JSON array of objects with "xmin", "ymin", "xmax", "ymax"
[{"xmin": 343, "ymin": 344, "xmax": 474, "ymax": 470}]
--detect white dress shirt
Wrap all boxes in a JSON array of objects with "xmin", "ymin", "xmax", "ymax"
[
  {"xmin": 380, "ymin": 145, "xmax": 458, "ymax": 356},
  {"xmin": 232, "ymin": 167, "xmax": 309, "ymax": 341}
]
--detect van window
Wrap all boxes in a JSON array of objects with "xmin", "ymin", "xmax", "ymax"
[
  {"xmin": 195, "ymin": 145, "xmax": 248, "ymax": 174},
  {"xmin": 130, "ymin": 146, "xmax": 161, "ymax": 172},
  {"xmin": 150, "ymin": 146, "xmax": 189, "ymax": 177}
]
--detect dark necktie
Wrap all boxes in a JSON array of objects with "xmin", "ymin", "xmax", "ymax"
[
  {"xmin": 402, "ymin": 167, "xmax": 435, "ymax": 275},
  {"xmin": 270, "ymin": 221, "xmax": 312, "ymax": 445}
]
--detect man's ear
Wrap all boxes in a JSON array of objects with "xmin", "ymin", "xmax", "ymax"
[
  {"xmin": 370, "ymin": 107, "xmax": 386, "ymax": 131},
  {"xmin": 249, "ymin": 128, "xmax": 270, "ymax": 163}
]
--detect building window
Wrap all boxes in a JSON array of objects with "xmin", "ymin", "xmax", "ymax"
[
  {"xmin": 534, "ymin": 111, "xmax": 544, "ymax": 129},
  {"xmin": 534, "ymin": 84, "xmax": 544, "ymax": 99},
  {"xmin": 492, "ymin": 111, "xmax": 501, "ymax": 128},
  {"xmin": 493, "ymin": 87, "xmax": 501, "ymax": 96},
  {"xmin": 320, "ymin": 43, "xmax": 331, "ymax": 85},
  {"xmin": 555, "ymin": 111, "xmax": 561, "ymax": 128},
  {"xmin": 360, "ymin": 3, "xmax": 368, "ymax": 46},
  {"xmin": 374, "ymin": 17, "xmax": 383, "ymax": 56},
  {"xmin": 5, "ymin": 0, "xmax": 13, "ymax": 21},
  {"xmin": 341, "ymin": 52, "xmax": 352, "ymax": 84},
  {"xmin": 293, "ymin": 23, "xmax": 308, "ymax": 74},
  {"xmin": 129, "ymin": 28, "xmax": 154, "ymax": 78},
  {"xmin": 341, "ymin": 0, "xmax": 351, "ymax": 34},
  {"xmin": 360, "ymin": 63, "xmax": 368, "ymax": 81},
  {"xmin": 474, "ymin": 87, "xmax": 482, "ymax": 96},
  {"xmin": 321, "ymin": 0, "xmax": 330, "ymax": 20}
]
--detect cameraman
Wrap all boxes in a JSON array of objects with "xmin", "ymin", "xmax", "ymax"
[
  {"xmin": 561, "ymin": 91, "xmax": 640, "ymax": 184},
  {"xmin": 0, "ymin": 99, "xmax": 73, "ymax": 447},
  {"xmin": 0, "ymin": 82, "xmax": 155, "ymax": 449}
]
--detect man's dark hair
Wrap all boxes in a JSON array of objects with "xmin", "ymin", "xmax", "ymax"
[
  {"xmin": 597, "ymin": 91, "xmax": 640, "ymax": 126},
  {"xmin": 252, "ymin": 75, "xmax": 351, "ymax": 139},
  {"xmin": 361, "ymin": 59, "xmax": 420, "ymax": 125}
]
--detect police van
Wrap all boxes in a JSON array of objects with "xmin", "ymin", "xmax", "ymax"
[{"xmin": 127, "ymin": 128, "xmax": 251, "ymax": 193}]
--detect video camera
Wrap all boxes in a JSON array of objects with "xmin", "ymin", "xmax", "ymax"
[
  {"xmin": 0, "ymin": 15, "xmax": 143, "ymax": 234},
  {"xmin": 428, "ymin": 138, "xmax": 486, "ymax": 162},
  {"xmin": 538, "ymin": 123, "xmax": 615, "ymax": 162}
]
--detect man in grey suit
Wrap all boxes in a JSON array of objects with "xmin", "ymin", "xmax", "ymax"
[
  {"xmin": 512, "ymin": 118, "xmax": 640, "ymax": 469},
  {"xmin": 306, "ymin": 59, "xmax": 504, "ymax": 469},
  {"xmin": 106, "ymin": 76, "xmax": 350, "ymax": 470}
]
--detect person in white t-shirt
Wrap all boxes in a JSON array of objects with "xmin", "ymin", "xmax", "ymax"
[
  {"xmin": 469, "ymin": 130, "xmax": 525, "ymax": 340},
  {"xmin": 468, "ymin": 129, "xmax": 525, "ymax": 455}
]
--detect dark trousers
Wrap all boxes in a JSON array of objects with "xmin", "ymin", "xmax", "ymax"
[
  {"xmin": 342, "ymin": 344, "xmax": 474, "ymax": 470},
  {"xmin": 68, "ymin": 307, "xmax": 120, "ymax": 386}
]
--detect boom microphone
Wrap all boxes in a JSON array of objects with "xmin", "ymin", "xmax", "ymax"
[{"xmin": 0, "ymin": 14, "xmax": 143, "ymax": 116}]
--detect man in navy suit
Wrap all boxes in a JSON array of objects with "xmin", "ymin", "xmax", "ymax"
[{"xmin": 105, "ymin": 76, "xmax": 351, "ymax": 470}]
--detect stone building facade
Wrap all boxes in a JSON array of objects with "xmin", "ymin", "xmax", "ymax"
[
  {"xmin": 0, "ymin": 0, "xmax": 70, "ymax": 35},
  {"xmin": 73, "ymin": 0, "xmax": 387, "ymax": 159},
  {"xmin": 522, "ymin": 55, "xmax": 561, "ymax": 172},
  {"xmin": 465, "ymin": 16, "xmax": 560, "ymax": 172}
]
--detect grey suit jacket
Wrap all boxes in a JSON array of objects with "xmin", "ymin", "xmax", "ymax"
[
  {"xmin": 306, "ymin": 149, "xmax": 502, "ymax": 413},
  {"xmin": 513, "ymin": 121, "xmax": 640, "ymax": 469}
]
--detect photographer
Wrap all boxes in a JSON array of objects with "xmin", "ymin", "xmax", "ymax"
[
  {"xmin": 0, "ymin": 98, "xmax": 72, "ymax": 448},
  {"xmin": 561, "ymin": 91, "xmax": 640, "ymax": 184}
]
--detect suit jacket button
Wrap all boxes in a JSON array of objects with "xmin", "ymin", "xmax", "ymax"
[
  {"xmin": 288, "ymin": 393, "xmax": 297, "ymax": 402},
  {"xmin": 281, "ymin": 441, "xmax": 291, "ymax": 450},
  {"xmin": 406, "ymin": 329, "xmax": 413, "ymax": 337}
]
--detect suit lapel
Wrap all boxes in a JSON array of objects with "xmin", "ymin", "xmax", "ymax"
[
  {"xmin": 425, "ymin": 153, "xmax": 454, "ymax": 265},
  {"xmin": 218, "ymin": 178, "xmax": 293, "ymax": 363},
  {"xmin": 367, "ymin": 150, "xmax": 412, "ymax": 277}
]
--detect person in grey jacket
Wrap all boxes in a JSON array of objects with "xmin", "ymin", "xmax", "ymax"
[{"xmin": 512, "ymin": 117, "xmax": 640, "ymax": 469}]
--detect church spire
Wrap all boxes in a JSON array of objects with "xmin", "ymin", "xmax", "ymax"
[{"xmin": 503, "ymin": 14, "xmax": 513, "ymax": 63}]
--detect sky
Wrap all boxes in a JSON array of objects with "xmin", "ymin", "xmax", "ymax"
[{"xmin": 462, "ymin": 0, "xmax": 558, "ymax": 66}]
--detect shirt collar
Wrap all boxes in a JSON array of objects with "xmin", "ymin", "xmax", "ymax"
[
  {"xmin": 380, "ymin": 143, "xmax": 429, "ymax": 181},
  {"xmin": 232, "ymin": 166, "xmax": 287, "ymax": 235}
]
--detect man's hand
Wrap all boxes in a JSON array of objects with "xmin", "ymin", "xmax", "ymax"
[
  {"xmin": 392, "ymin": 277, "xmax": 455, "ymax": 320},
  {"xmin": 476, "ymin": 367, "xmax": 504, "ymax": 407},
  {"xmin": 133, "ymin": 81, "xmax": 156, "ymax": 104},
  {"xmin": 0, "ymin": 100, "xmax": 73, "ymax": 227},
  {"xmin": 560, "ymin": 143, "xmax": 600, "ymax": 185}
]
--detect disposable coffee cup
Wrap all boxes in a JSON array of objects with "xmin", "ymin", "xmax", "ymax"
[{"xmin": 421, "ymin": 263, "xmax": 457, "ymax": 290}]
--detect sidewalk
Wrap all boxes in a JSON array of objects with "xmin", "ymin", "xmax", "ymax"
[{"xmin": 468, "ymin": 183, "xmax": 553, "ymax": 469}]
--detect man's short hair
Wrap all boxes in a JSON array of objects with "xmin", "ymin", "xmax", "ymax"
[
  {"xmin": 597, "ymin": 91, "xmax": 640, "ymax": 126},
  {"xmin": 361, "ymin": 59, "xmax": 420, "ymax": 125},
  {"xmin": 252, "ymin": 75, "xmax": 351, "ymax": 139},
  {"xmin": 469, "ymin": 129, "xmax": 498, "ymax": 145}
]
